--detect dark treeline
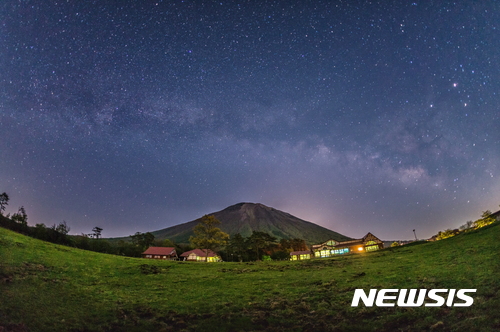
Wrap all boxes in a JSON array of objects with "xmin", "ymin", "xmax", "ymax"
[
  {"xmin": 1, "ymin": 214, "xmax": 307, "ymax": 261},
  {"xmin": 0, "ymin": 214, "xmax": 187, "ymax": 258},
  {"xmin": 0, "ymin": 191, "xmax": 309, "ymax": 261},
  {"xmin": 220, "ymin": 231, "xmax": 307, "ymax": 262}
]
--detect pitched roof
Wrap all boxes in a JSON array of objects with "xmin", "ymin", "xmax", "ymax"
[
  {"xmin": 290, "ymin": 250, "xmax": 312, "ymax": 256},
  {"xmin": 312, "ymin": 233, "xmax": 383, "ymax": 249},
  {"xmin": 180, "ymin": 249, "xmax": 217, "ymax": 257},
  {"xmin": 142, "ymin": 247, "xmax": 176, "ymax": 256}
]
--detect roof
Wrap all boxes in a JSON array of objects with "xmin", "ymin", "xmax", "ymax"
[
  {"xmin": 290, "ymin": 250, "xmax": 312, "ymax": 256},
  {"xmin": 180, "ymin": 249, "xmax": 218, "ymax": 257},
  {"xmin": 312, "ymin": 232, "xmax": 383, "ymax": 249},
  {"xmin": 142, "ymin": 247, "xmax": 176, "ymax": 255}
]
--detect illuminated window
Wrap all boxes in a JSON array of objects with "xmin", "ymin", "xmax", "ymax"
[
  {"xmin": 332, "ymin": 248, "xmax": 348, "ymax": 254},
  {"xmin": 365, "ymin": 245, "xmax": 379, "ymax": 252},
  {"xmin": 320, "ymin": 250, "xmax": 330, "ymax": 257},
  {"xmin": 326, "ymin": 240, "xmax": 336, "ymax": 246}
]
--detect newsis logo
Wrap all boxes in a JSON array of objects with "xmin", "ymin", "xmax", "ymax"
[{"xmin": 351, "ymin": 289, "xmax": 477, "ymax": 307}]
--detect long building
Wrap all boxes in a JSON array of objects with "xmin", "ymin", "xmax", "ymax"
[{"xmin": 311, "ymin": 232, "xmax": 384, "ymax": 258}]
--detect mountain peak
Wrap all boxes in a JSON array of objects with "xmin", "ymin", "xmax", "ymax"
[{"xmin": 151, "ymin": 203, "xmax": 352, "ymax": 244}]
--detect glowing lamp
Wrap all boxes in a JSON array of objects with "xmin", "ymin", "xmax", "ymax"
[{"xmin": 358, "ymin": 247, "xmax": 364, "ymax": 251}]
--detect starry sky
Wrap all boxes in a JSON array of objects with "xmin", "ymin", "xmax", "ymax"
[{"xmin": 1, "ymin": 1, "xmax": 499, "ymax": 240}]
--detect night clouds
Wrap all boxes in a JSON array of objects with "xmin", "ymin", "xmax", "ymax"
[{"xmin": 1, "ymin": 1, "xmax": 499, "ymax": 239}]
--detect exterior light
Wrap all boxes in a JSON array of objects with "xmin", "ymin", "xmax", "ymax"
[{"xmin": 358, "ymin": 247, "xmax": 364, "ymax": 251}]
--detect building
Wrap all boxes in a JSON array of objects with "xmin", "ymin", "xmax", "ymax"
[
  {"xmin": 142, "ymin": 247, "xmax": 178, "ymax": 260},
  {"xmin": 290, "ymin": 250, "xmax": 312, "ymax": 260},
  {"xmin": 180, "ymin": 249, "xmax": 221, "ymax": 262},
  {"xmin": 311, "ymin": 233, "xmax": 384, "ymax": 258}
]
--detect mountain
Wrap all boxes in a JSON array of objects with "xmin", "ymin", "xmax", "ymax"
[{"xmin": 149, "ymin": 202, "xmax": 352, "ymax": 244}]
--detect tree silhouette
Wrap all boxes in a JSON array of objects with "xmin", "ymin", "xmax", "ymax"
[
  {"xmin": 55, "ymin": 221, "xmax": 70, "ymax": 235},
  {"xmin": 11, "ymin": 206, "xmax": 28, "ymax": 225},
  {"xmin": 226, "ymin": 233, "xmax": 248, "ymax": 262},
  {"xmin": 190, "ymin": 215, "xmax": 229, "ymax": 261},
  {"xmin": 92, "ymin": 226, "xmax": 103, "ymax": 239},
  {"xmin": 130, "ymin": 232, "xmax": 155, "ymax": 250},
  {"xmin": 0, "ymin": 192, "xmax": 9, "ymax": 215},
  {"xmin": 248, "ymin": 231, "xmax": 277, "ymax": 260}
]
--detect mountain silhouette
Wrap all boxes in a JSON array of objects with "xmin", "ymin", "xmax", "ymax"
[{"xmin": 150, "ymin": 202, "xmax": 351, "ymax": 244}]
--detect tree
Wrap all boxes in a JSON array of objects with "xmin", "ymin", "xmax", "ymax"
[
  {"xmin": 92, "ymin": 226, "xmax": 103, "ymax": 239},
  {"xmin": 270, "ymin": 250, "xmax": 290, "ymax": 260},
  {"xmin": 459, "ymin": 220, "xmax": 474, "ymax": 231},
  {"xmin": 189, "ymin": 215, "xmax": 229, "ymax": 261},
  {"xmin": 11, "ymin": 206, "xmax": 28, "ymax": 226},
  {"xmin": 226, "ymin": 233, "xmax": 248, "ymax": 262},
  {"xmin": 130, "ymin": 232, "xmax": 155, "ymax": 250},
  {"xmin": 54, "ymin": 221, "xmax": 70, "ymax": 235},
  {"xmin": 289, "ymin": 238, "xmax": 307, "ymax": 251},
  {"xmin": 390, "ymin": 241, "xmax": 400, "ymax": 247},
  {"xmin": 0, "ymin": 192, "xmax": 9, "ymax": 215},
  {"xmin": 473, "ymin": 210, "xmax": 495, "ymax": 229},
  {"xmin": 248, "ymin": 231, "xmax": 277, "ymax": 261},
  {"xmin": 33, "ymin": 223, "xmax": 48, "ymax": 241},
  {"xmin": 436, "ymin": 229, "xmax": 459, "ymax": 240}
]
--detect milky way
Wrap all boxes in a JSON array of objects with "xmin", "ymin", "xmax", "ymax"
[{"xmin": 1, "ymin": 1, "xmax": 499, "ymax": 239}]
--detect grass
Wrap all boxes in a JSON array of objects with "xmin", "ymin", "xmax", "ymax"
[{"xmin": 1, "ymin": 223, "xmax": 499, "ymax": 331}]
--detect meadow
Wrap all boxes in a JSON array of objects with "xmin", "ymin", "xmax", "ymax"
[{"xmin": 1, "ymin": 222, "xmax": 499, "ymax": 331}]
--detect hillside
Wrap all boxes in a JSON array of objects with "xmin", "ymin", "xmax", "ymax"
[
  {"xmin": 1, "ymin": 222, "xmax": 499, "ymax": 331},
  {"xmin": 147, "ymin": 202, "xmax": 352, "ymax": 244}
]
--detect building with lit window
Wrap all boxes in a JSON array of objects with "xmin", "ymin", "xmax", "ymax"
[
  {"xmin": 290, "ymin": 250, "xmax": 312, "ymax": 260},
  {"xmin": 311, "ymin": 233, "xmax": 384, "ymax": 258},
  {"xmin": 180, "ymin": 249, "xmax": 221, "ymax": 262}
]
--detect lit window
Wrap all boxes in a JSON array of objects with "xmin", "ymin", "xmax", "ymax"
[{"xmin": 365, "ymin": 245, "xmax": 379, "ymax": 252}]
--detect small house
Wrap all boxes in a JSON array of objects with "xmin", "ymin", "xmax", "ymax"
[
  {"xmin": 290, "ymin": 250, "xmax": 312, "ymax": 260},
  {"xmin": 180, "ymin": 249, "xmax": 220, "ymax": 262},
  {"xmin": 142, "ymin": 247, "xmax": 178, "ymax": 260},
  {"xmin": 311, "ymin": 233, "xmax": 384, "ymax": 258}
]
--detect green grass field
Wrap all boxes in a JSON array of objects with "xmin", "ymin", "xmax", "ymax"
[{"xmin": 1, "ymin": 223, "xmax": 499, "ymax": 331}]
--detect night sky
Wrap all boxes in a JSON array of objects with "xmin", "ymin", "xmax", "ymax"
[{"xmin": 1, "ymin": 1, "xmax": 499, "ymax": 240}]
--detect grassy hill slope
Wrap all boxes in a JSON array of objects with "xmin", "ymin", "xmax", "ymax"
[
  {"xmin": 143, "ymin": 202, "xmax": 352, "ymax": 244},
  {"xmin": 1, "ymin": 223, "xmax": 499, "ymax": 331}
]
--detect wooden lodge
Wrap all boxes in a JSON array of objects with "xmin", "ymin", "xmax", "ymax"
[
  {"xmin": 142, "ymin": 247, "xmax": 178, "ymax": 260},
  {"xmin": 180, "ymin": 249, "xmax": 221, "ymax": 262},
  {"xmin": 311, "ymin": 232, "xmax": 384, "ymax": 258},
  {"xmin": 290, "ymin": 250, "xmax": 312, "ymax": 260}
]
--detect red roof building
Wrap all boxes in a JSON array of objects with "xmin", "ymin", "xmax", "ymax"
[
  {"xmin": 142, "ymin": 247, "xmax": 178, "ymax": 260},
  {"xmin": 180, "ymin": 249, "xmax": 220, "ymax": 262}
]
